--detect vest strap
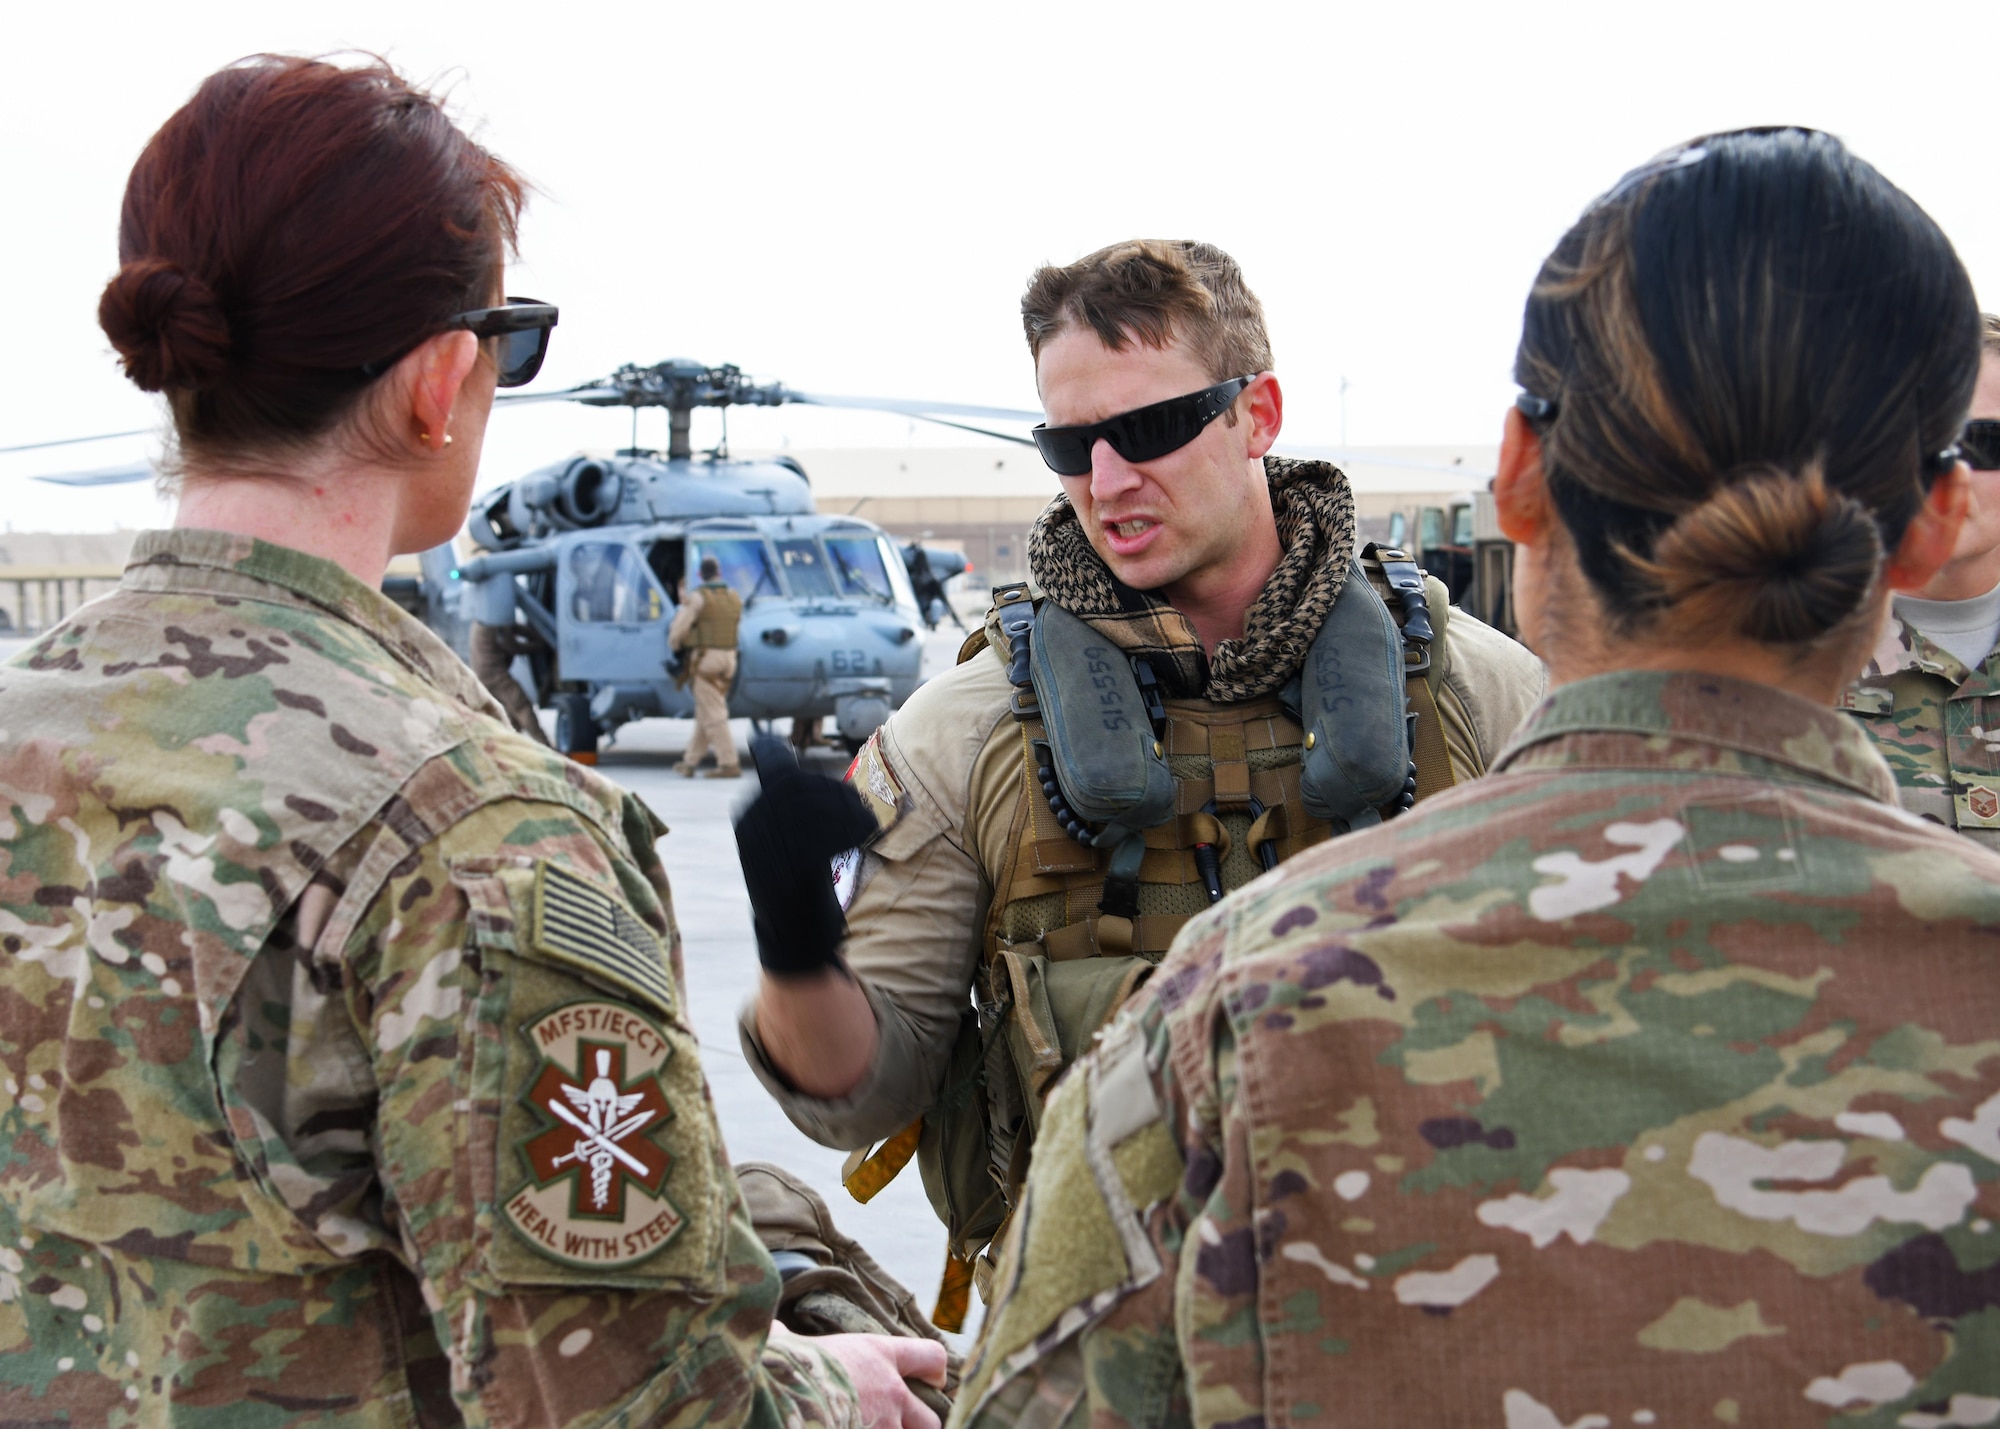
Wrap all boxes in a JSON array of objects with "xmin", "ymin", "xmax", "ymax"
[
  {"xmin": 1042, "ymin": 914, "xmax": 1189, "ymax": 960},
  {"xmin": 1408, "ymin": 678, "xmax": 1455, "ymax": 800},
  {"xmin": 1364, "ymin": 543, "xmax": 1456, "ymax": 802},
  {"xmin": 840, "ymin": 1118, "xmax": 924, "ymax": 1204},
  {"xmin": 933, "ymin": 1249, "xmax": 976, "ymax": 1333}
]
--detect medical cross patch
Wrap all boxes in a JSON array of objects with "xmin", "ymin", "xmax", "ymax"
[{"xmin": 505, "ymin": 1001, "xmax": 686, "ymax": 1268}]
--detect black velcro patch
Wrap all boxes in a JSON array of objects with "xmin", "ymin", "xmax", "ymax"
[{"xmin": 530, "ymin": 863, "xmax": 679, "ymax": 1017}]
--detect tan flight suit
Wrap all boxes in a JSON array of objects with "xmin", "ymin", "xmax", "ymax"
[
  {"xmin": 738, "ymin": 567, "xmax": 1547, "ymax": 1315},
  {"xmin": 670, "ymin": 581, "xmax": 743, "ymax": 775}
]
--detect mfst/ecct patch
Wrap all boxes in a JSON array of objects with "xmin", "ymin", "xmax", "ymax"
[{"xmin": 505, "ymin": 1000, "xmax": 685, "ymax": 1269}]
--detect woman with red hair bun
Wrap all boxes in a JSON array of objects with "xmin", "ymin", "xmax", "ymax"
[{"xmin": 0, "ymin": 54, "xmax": 944, "ymax": 1427}]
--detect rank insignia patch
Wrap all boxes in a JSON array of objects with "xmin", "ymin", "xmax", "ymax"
[
  {"xmin": 1969, "ymin": 785, "xmax": 2000, "ymax": 822},
  {"xmin": 505, "ymin": 1001, "xmax": 686, "ymax": 1268}
]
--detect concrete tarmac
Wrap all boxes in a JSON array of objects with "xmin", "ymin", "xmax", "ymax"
[{"xmin": 1, "ymin": 624, "xmax": 983, "ymax": 1342}]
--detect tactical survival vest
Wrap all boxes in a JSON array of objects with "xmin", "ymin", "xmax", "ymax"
[
  {"xmin": 687, "ymin": 581, "xmax": 743, "ymax": 649},
  {"xmin": 845, "ymin": 546, "xmax": 1464, "ymax": 1328}
]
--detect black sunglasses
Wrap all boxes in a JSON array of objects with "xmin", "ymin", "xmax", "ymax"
[
  {"xmin": 360, "ymin": 296, "xmax": 559, "ymax": 388},
  {"xmin": 1961, "ymin": 420, "xmax": 2000, "ymax": 472},
  {"xmin": 1522, "ymin": 392, "xmax": 1995, "ymax": 477},
  {"xmin": 1032, "ymin": 376, "xmax": 1254, "ymax": 477}
]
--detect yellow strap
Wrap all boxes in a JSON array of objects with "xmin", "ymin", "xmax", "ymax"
[
  {"xmin": 840, "ymin": 1117, "xmax": 924, "ymax": 1204},
  {"xmin": 1407, "ymin": 668, "xmax": 1456, "ymax": 802},
  {"xmin": 933, "ymin": 1250, "xmax": 976, "ymax": 1333}
]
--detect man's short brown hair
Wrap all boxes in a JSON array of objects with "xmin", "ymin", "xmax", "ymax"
[
  {"xmin": 1021, "ymin": 239, "xmax": 1273, "ymax": 382},
  {"xmin": 699, "ymin": 556, "xmax": 721, "ymax": 580}
]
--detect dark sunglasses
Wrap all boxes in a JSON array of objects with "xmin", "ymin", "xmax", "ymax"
[
  {"xmin": 1522, "ymin": 392, "xmax": 1997, "ymax": 477},
  {"xmin": 360, "ymin": 296, "xmax": 559, "ymax": 388},
  {"xmin": 1961, "ymin": 420, "xmax": 2000, "ymax": 472},
  {"xmin": 1032, "ymin": 376, "xmax": 1254, "ymax": 477}
]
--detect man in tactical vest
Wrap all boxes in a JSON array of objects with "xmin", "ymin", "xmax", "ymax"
[
  {"xmin": 670, "ymin": 555, "xmax": 745, "ymax": 777},
  {"xmin": 732, "ymin": 240, "xmax": 1547, "ymax": 1322}
]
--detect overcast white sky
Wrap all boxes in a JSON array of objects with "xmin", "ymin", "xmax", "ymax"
[{"xmin": 5, "ymin": 0, "xmax": 1997, "ymax": 532}]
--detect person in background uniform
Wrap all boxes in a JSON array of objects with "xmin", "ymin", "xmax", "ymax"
[
  {"xmin": 470, "ymin": 617, "xmax": 553, "ymax": 745},
  {"xmin": 0, "ymin": 56, "xmax": 943, "ymax": 1427},
  {"xmin": 1842, "ymin": 313, "xmax": 2000, "ymax": 848},
  {"xmin": 670, "ymin": 555, "xmax": 744, "ymax": 778},
  {"xmin": 951, "ymin": 128, "xmax": 2000, "ymax": 1428},
  {"xmin": 731, "ymin": 240, "xmax": 1547, "ymax": 1319}
]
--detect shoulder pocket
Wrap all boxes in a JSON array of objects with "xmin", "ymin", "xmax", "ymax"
[{"xmin": 446, "ymin": 856, "xmax": 728, "ymax": 1295}]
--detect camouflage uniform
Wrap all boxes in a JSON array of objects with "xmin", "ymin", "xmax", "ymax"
[
  {"xmin": 955, "ymin": 671, "xmax": 2000, "ymax": 1428},
  {"xmin": 1842, "ymin": 612, "xmax": 2000, "ymax": 850},
  {"xmin": 0, "ymin": 530, "xmax": 863, "ymax": 1426}
]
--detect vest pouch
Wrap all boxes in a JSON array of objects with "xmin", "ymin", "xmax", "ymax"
[
  {"xmin": 1029, "ymin": 602, "xmax": 1175, "ymax": 841},
  {"xmin": 992, "ymin": 945, "xmax": 1157, "ymax": 1139},
  {"xmin": 1296, "ymin": 561, "xmax": 1412, "ymax": 830},
  {"xmin": 916, "ymin": 1006, "xmax": 1011, "ymax": 1258}
]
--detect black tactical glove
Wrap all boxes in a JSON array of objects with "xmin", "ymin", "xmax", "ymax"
[{"xmin": 734, "ymin": 734, "xmax": 878, "ymax": 976}]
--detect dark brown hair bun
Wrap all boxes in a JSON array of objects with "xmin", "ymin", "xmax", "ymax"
[
  {"xmin": 1628, "ymin": 467, "xmax": 1883, "ymax": 645},
  {"xmin": 98, "ymin": 257, "xmax": 231, "ymax": 393}
]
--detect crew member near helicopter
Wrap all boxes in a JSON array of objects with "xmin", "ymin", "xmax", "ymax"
[
  {"xmin": 470, "ymin": 615, "xmax": 553, "ymax": 745},
  {"xmin": 730, "ymin": 239, "xmax": 1548, "ymax": 1320},
  {"xmin": 670, "ymin": 555, "xmax": 745, "ymax": 777}
]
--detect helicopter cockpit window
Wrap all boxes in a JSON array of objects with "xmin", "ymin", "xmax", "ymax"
[
  {"xmin": 877, "ymin": 534, "xmax": 920, "ymax": 611},
  {"xmin": 691, "ymin": 538, "xmax": 780, "ymax": 602},
  {"xmin": 776, "ymin": 539, "xmax": 838, "ymax": 598},
  {"xmin": 825, "ymin": 534, "xmax": 893, "ymax": 602},
  {"xmin": 569, "ymin": 543, "xmax": 662, "ymax": 623}
]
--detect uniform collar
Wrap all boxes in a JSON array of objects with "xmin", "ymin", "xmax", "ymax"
[
  {"xmin": 1494, "ymin": 669, "xmax": 1899, "ymax": 805},
  {"xmin": 122, "ymin": 528, "xmax": 504, "ymax": 719},
  {"xmin": 1857, "ymin": 613, "xmax": 2000, "ymax": 697}
]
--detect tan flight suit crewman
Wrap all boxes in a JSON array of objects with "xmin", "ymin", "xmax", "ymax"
[
  {"xmin": 670, "ymin": 556, "xmax": 744, "ymax": 777},
  {"xmin": 729, "ymin": 240, "xmax": 1548, "ymax": 1323}
]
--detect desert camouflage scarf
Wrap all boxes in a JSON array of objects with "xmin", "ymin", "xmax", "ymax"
[{"xmin": 1027, "ymin": 455, "xmax": 1357, "ymax": 702}]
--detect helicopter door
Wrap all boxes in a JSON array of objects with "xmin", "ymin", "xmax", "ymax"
[{"xmin": 556, "ymin": 539, "xmax": 669, "ymax": 682}]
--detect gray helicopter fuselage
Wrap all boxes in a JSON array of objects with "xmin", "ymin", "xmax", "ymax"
[{"xmin": 447, "ymin": 449, "xmax": 927, "ymax": 747}]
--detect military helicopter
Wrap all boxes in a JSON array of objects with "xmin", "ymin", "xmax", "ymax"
[
  {"xmin": 409, "ymin": 357, "xmax": 1047, "ymax": 758},
  {"xmin": 7, "ymin": 362, "xmax": 1039, "ymax": 760}
]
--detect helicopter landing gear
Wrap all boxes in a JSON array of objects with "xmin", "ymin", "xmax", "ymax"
[{"xmin": 554, "ymin": 692, "xmax": 598, "ymax": 764}]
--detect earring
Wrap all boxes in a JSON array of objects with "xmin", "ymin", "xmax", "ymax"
[{"xmin": 418, "ymin": 430, "xmax": 454, "ymax": 448}]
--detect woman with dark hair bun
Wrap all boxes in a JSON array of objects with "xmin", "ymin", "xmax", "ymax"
[
  {"xmin": 0, "ymin": 55, "xmax": 943, "ymax": 1426},
  {"xmin": 954, "ymin": 129, "xmax": 2000, "ymax": 1426}
]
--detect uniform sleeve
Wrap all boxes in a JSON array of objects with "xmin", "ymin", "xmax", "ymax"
[
  {"xmin": 348, "ymin": 794, "xmax": 862, "ymax": 1429},
  {"xmin": 668, "ymin": 588, "xmax": 703, "ymax": 651},
  {"xmin": 949, "ymin": 928, "xmax": 1242, "ymax": 1429},
  {"xmin": 739, "ymin": 655, "xmax": 1016, "ymax": 1151},
  {"xmin": 1438, "ymin": 606, "xmax": 1548, "ymax": 774}
]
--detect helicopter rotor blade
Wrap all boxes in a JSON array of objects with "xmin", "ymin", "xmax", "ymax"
[
  {"xmin": 1, "ymin": 428, "xmax": 153, "ymax": 455},
  {"xmin": 1279, "ymin": 445, "xmax": 1495, "ymax": 480},
  {"xmin": 788, "ymin": 392, "xmax": 1043, "ymax": 423},
  {"xmin": 894, "ymin": 414, "xmax": 1036, "ymax": 447},
  {"xmin": 29, "ymin": 459, "xmax": 159, "ymax": 488},
  {"xmin": 493, "ymin": 384, "xmax": 622, "ymax": 407}
]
